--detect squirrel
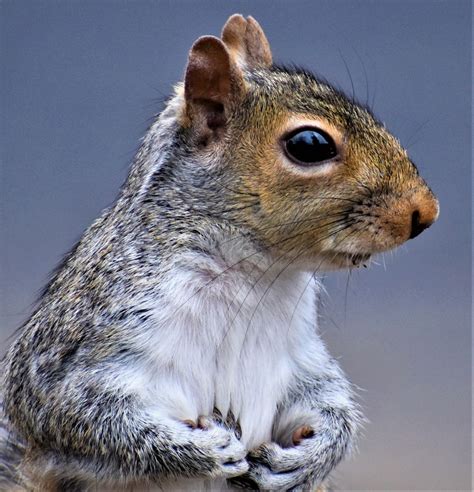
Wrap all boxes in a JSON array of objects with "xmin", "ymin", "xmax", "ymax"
[{"xmin": 0, "ymin": 13, "xmax": 439, "ymax": 492}]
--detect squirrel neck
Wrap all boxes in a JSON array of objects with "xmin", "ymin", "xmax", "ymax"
[{"xmin": 103, "ymin": 87, "xmax": 269, "ymax": 276}]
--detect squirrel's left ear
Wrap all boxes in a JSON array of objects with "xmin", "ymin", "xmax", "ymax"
[
  {"xmin": 184, "ymin": 35, "xmax": 245, "ymax": 138},
  {"xmin": 221, "ymin": 14, "xmax": 272, "ymax": 69}
]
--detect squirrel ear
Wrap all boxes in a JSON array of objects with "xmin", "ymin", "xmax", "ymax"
[
  {"xmin": 184, "ymin": 35, "xmax": 244, "ymax": 135},
  {"xmin": 221, "ymin": 14, "xmax": 272, "ymax": 69}
]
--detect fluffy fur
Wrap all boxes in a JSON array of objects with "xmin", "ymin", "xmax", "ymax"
[
  {"xmin": 0, "ymin": 14, "xmax": 437, "ymax": 491},
  {"xmin": 0, "ymin": 80, "xmax": 360, "ymax": 492}
]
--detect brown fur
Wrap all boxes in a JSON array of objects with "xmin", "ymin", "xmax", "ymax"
[{"xmin": 221, "ymin": 14, "xmax": 273, "ymax": 68}]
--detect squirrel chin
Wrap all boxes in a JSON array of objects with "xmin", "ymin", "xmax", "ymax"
[
  {"xmin": 300, "ymin": 252, "xmax": 373, "ymax": 271},
  {"xmin": 331, "ymin": 252, "xmax": 372, "ymax": 269}
]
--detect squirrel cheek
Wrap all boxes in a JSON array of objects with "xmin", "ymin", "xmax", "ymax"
[{"xmin": 291, "ymin": 425, "xmax": 315, "ymax": 445}]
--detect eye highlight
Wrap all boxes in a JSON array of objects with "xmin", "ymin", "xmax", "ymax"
[{"xmin": 283, "ymin": 127, "xmax": 338, "ymax": 165}]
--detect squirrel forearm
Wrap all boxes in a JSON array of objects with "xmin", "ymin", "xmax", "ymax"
[
  {"xmin": 274, "ymin": 364, "xmax": 361, "ymax": 474},
  {"xmin": 234, "ymin": 366, "xmax": 362, "ymax": 490},
  {"xmin": 6, "ymin": 378, "xmax": 216, "ymax": 481}
]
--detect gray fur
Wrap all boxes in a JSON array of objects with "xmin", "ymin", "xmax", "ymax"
[{"xmin": 0, "ymin": 16, "xmax": 438, "ymax": 492}]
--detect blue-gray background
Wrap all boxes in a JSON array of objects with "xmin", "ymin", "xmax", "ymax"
[{"xmin": 1, "ymin": 1, "xmax": 471, "ymax": 489}]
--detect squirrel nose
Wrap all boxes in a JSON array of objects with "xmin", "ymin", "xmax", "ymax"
[
  {"xmin": 409, "ymin": 210, "xmax": 429, "ymax": 239},
  {"xmin": 409, "ymin": 197, "xmax": 439, "ymax": 239}
]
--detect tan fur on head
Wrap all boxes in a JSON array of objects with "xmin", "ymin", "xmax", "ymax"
[{"xmin": 179, "ymin": 13, "xmax": 438, "ymax": 268}]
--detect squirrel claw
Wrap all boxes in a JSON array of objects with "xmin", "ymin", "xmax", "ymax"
[
  {"xmin": 182, "ymin": 419, "xmax": 198, "ymax": 429},
  {"xmin": 182, "ymin": 415, "xmax": 215, "ymax": 430},
  {"xmin": 181, "ymin": 416, "xmax": 210, "ymax": 430}
]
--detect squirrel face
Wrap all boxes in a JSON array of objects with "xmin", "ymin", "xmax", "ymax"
[{"xmin": 180, "ymin": 15, "xmax": 439, "ymax": 269}]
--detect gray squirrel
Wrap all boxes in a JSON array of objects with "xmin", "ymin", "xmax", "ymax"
[{"xmin": 0, "ymin": 14, "xmax": 438, "ymax": 492}]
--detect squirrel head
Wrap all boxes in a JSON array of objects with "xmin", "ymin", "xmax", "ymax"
[{"xmin": 174, "ymin": 14, "xmax": 439, "ymax": 269}]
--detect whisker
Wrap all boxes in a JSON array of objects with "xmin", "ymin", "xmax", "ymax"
[
  {"xmin": 211, "ymin": 195, "xmax": 363, "ymax": 218},
  {"xmin": 230, "ymin": 221, "xmax": 358, "ymax": 355},
  {"xmin": 207, "ymin": 202, "xmax": 261, "ymax": 216},
  {"xmin": 351, "ymin": 45, "xmax": 371, "ymax": 111},
  {"xmin": 167, "ymin": 196, "xmax": 331, "ymax": 320},
  {"xmin": 285, "ymin": 227, "xmax": 361, "ymax": 337},
  {"xmin": 166, "ymin": 207, "xmax": 371, "ymax": 325},
  {"xmin": 199, "ymin": 179, "xmax": 260, "ymax": 199},
  {"xmin": 338, "ymin": 49, "xmax": 356, "ymax": 105},
  {"xmin": 216, "ymin": 210, "xmax": 371, "ymax": 247},
  {"xmin": 216, "ymin": 196, "xmax": 320, "ymax": 341},
  {"xmin": 351, "ymin": 175, "xmax": 373, "ymax": 197},
  {"xmin": 344, "ymin": 268, "xmax": 353, "ymax": 327}
]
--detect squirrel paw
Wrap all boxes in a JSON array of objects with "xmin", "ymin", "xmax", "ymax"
[
  {"xmin": 228, "ymin": 440, "xmax": 318, "ymax": 491},
  {"xmin": 191, "ymin": 415, "xmax": 249, "ymax": 479}
]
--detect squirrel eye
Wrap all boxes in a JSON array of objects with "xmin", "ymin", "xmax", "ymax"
[{"xmin": 284, "ymin": 128, "xmax": 338, "ymax": 165}]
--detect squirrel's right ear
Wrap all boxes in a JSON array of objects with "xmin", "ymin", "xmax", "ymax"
[{"xmin": 184, "ymin": 36, "xmax": 245, "ymax": 139}]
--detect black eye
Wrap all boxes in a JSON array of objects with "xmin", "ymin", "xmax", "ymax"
[{"xmin": 284, "ymin": 128, "xmax": 338, "ymax": 165}]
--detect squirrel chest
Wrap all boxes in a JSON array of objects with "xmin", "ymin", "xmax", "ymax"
[{"xmin": 122, "ymin": 252, "xmax": 319, "ymax": 451}]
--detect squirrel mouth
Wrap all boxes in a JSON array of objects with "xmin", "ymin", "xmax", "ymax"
[
  {"xmin": 329, "ymin": 251, "xmax": 372, "ymax": 268},
  {"xmin": 349, "ymin": 253, "xmax": 371, "ymax": 265}
]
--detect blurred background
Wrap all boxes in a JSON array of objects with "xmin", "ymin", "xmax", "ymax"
[{"xmin": 1, "ymin": 1, "xmax": 471, "ymax": 490}]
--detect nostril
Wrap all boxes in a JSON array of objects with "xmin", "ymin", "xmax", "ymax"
[{"xmin": 409, "ymin": 209, "xmax": 430, "ymax": 239}]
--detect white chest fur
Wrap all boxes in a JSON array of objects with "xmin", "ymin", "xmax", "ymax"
[
  {"xmin": 119, "ymin": 249, "xmax": 322, "ymax": 490},
  {"xmin": 142, "ymin": 251, "xmax": 317, "ymax": 441}
]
